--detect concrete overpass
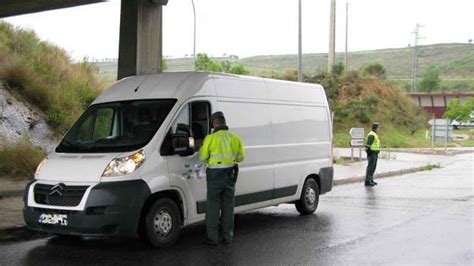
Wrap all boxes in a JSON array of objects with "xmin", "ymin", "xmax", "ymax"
[
  {"xmin": 406, "ymin": 92, "xmax": 474, "ymax": 118},
  {"xmin": 0, "ymin": 0, "xmax": 168, "ymax": 79}
]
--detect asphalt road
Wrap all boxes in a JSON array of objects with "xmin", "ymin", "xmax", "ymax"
[{"xmin": 0, "ymin": 153, "xmax": 472, "ymax": 265}]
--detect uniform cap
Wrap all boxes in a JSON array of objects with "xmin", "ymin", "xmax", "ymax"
[
  {"xmin": 210, "ymin": 111, "xmax": 225, "ymax": 122},
  {"xmin": 372, "ymin": 122, "xmax": 380, "ymax": 130}
]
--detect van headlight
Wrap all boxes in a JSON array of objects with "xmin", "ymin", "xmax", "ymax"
[
  {"xmin": 35, "ymin": 157, "xmax": 48, "ymax": 176},
  {"xmin": 102, "ymin": 150, "xmax": 146, "ymax": 177}
]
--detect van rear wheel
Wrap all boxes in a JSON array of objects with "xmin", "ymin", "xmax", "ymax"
[
  {"xmin": 295, "ymin": 178, "xmax": 319, "ymax": 215},
  {"xmin": 145, "ymin": 198, "xmax": 181, "ymax": 248}
]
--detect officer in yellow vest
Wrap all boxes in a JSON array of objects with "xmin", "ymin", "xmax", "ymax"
[
  {"xmin": 365, "ymin": 122, "xmax": 381, "ymax": 186},
  {"xmin": 199, "ymin": 111, "xmax": 245, "ymax": 245}
]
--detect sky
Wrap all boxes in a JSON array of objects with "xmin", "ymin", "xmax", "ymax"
[{"xmin": 3, "ymin": 0, "xmax": 473, "ymax": 60}]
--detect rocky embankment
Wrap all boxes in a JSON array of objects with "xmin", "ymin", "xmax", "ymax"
[{"xmin": 0, "ymin": 82, "xmax": 57, "ymax": 152}]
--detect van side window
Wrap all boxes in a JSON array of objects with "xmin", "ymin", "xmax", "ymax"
[
  {"xmin": 191, "ymin": 101, "xmax": 211, "ymax": 149},
  {"xmin": 160, "ymin": 101, "xmax": 211, "ymax": 156}
]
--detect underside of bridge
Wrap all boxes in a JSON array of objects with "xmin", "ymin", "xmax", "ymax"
[
  {"xmin": 0, "ymin": 0, "xmax": 166, "ymax": 80},
  {"xmin": 0, "ymin": 0, "xmax": 105, "ymax": 18}
]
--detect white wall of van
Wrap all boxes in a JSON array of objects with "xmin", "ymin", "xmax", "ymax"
[{"xmin": 24, "ymin": 72, "xmax": 333, "ymax": 247}]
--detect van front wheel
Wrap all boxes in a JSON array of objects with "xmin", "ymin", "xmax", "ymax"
[
  {"xmin": 295, "ymin": 178, "xmax": 319, "ymax": 215},
  {"xmin": 145, "ymin": 198, "xmax": 181, "ymax": 248}
]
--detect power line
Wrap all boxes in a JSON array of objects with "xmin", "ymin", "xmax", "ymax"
[
  {"xmin": 411, "ymin": 23, "xmax": 424, "ymax": 92},
  {"xmin": 328, "ymin": 0, "xmax": 336, "ymax": 71},
  {"xmin": 344, "ymin": 2, "xmax": 349, "ymax": 68}
]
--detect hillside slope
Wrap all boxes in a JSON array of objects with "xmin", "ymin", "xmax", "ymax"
[
  {"xmin": 0, "ymin": 21, "xmax": 106, "ymax": 134},
  {"xmin": 239, "ymin": 43, "xmax": 474, "ymax": 78},
  {"xmin": 95, "ymin": 43, "xmax": 474, "ymax": 91}
]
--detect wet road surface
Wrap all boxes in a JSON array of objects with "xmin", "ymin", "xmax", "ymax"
[{"xmin": 0, "ymin": 153, "xmax": 472, "ymax": 265}]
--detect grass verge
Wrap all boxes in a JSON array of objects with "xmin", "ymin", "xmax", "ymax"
[{"xmin": 0, "ymin": 136, "xmax": 46, "ymax": 179}]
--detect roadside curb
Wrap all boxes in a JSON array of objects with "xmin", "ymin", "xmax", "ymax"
[{"xmin": 334, "ymin": 165, "xmax": 435, "ymax": 186}]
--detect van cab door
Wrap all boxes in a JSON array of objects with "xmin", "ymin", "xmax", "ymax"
[{"xmin": 162, "ymin": 100, "xmax": 212, "ymax": 219}]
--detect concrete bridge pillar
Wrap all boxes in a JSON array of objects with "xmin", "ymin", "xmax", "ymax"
[{"xmin": 118, "ymin": 0, "xmax": 167, "ymax": 80}]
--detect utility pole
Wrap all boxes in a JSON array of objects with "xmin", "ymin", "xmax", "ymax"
[
  {"xmin": 298, "ymin": 0, "xmax": 303, "ymax": 82},
  {"xmin": 191, "ymin": 0, "xmax": 196, "ymax": 70},
  {"xmin": 328, "ymin": 0, "xmax": 336, "ymax": 72},
  {"xmin": 344, "ymin": 2, "xmax": 349, "ymax": 68},
  {"xmin": 411, "ymin": 23, "xmax": 423, "ymax": 92}
]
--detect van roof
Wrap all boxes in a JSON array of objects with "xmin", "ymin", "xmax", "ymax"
[{"xmin": 92, "ymin": 71, "xmax": 326, "ymax": 105}]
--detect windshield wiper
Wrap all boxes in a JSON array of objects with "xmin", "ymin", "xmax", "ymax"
[{"xmin": 61, "ymin": 139, "xmax": 77, "ymax": 148}]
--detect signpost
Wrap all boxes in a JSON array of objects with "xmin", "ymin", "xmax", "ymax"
[
  {"xmin": 428, "ymin": 118, "xmax": 452, "ymax": 150},
  {"xmin": 349, "ymin": 127, "xmax": 365, "ymax": 161}
]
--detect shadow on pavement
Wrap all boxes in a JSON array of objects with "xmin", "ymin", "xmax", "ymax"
[{"xmin": 21, "ymin": 206, "xmax": 334, "ymax": 265}]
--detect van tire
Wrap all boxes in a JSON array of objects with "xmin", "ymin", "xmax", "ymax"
[
  {"xmin": 295, "ymin": 178, "xmax": 319, "ymax": 215},
  {"xmin": 145, "ymin": 198, "xmax": 181, "ymax": 248}
]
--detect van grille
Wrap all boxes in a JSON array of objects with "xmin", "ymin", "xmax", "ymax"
[{"xmin": 34, "ymin": 183, "xmax": 88, "ymax": 207}]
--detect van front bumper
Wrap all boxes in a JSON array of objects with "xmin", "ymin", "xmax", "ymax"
[{"xmin": 23, "ymin": 180, "xmax": 151, "ymax": 237}]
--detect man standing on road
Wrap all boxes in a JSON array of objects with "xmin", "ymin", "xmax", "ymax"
[
  {"xmin": 365, "ymin": 122, "xmax": 381, "ymax": 187},
  {"xmin": 199, "ymin": 111, "xmax": 245, "ymax": 245}
]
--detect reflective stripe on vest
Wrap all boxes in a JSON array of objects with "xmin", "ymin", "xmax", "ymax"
[
  {"xmin": 368, "ymin": 131, "xmax": 381, "ymax": 151},
  {"xmin": 199, "ymin": 130, "xmax": 244, "ymax": 166}
]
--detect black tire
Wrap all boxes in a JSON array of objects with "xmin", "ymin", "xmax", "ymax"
[
  {"xmin": 295, "ymin": 178, "xmax": 319, "ymax": 215},
  {"xmin": 145, "ymin": 198, "xmax": 181, "ymax": 248}
]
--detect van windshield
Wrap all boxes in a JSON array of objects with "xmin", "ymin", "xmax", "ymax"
[{"xmin": 56, "ymin": 99, "xmax": 176, "ymax": 153}]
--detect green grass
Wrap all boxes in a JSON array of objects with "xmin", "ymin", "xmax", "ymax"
[
  {"xmin": 0, "ymin": 21, "xmax": 109, "ymax": 135},
  {"xmin": 334, "ymin": 126, "xmax": 433, "ymax": 148},
  {"xmin": 334, "ymin": 125, "xmax": 474, "ymax": 148},
  {"xmin": 455, "ymin": 138, "xmax": 474, "ymax": 147},
  {"xmin": 0, "ymin": 136, "xmax": 46, "ymax": 179}
]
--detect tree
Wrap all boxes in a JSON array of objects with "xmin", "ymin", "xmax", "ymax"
[
  {"xmin": 195, "ymin": 53, "xmax": 248, "ymax": 75},
  {"xmin": 444, "ymin": 98, "xmax": 474, "ymax": 122},
  {"xmin": 419, "ymin": 65, "xmax": 441, "ymax": 92}
]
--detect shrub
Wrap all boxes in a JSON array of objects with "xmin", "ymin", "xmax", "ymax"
[
  {"xmin": 229, "ymin": 64, "xmax": 250, "ymax": 75},
  {"xmin": 363, "ymin": 63, "xmax": 386, "ymax": 79},
  {"xmin": 0, "ymin": 136, "xmax": 46, "ymax": 179},
  {"xmin": 282, "ymin": 69, "xmax": 298, "ymax": 81},
  {"xmin": 419, "ymin": 65, "xmax": 441, "ymax": 92},
  {"xmin": 331, "ymin": 62, "xmax": 345, "ymax": 77}
]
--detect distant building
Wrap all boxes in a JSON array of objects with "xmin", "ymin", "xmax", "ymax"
[{"xmin": 406, "ymin": 92, "xmax": 474, "ymax": 118}]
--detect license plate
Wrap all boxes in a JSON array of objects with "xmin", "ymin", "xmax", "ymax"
[{"xmin": 38, "ymin": 213, "xmax": 68, "ymax": 226}]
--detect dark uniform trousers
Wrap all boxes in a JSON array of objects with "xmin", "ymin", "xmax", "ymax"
[
  {"xmin": 206, "ymin": 167, "xmax": 236, "ymax": 242},
  {"xmin": 365, "ymin": 151, "xmax": 379, "ymax": 184}
]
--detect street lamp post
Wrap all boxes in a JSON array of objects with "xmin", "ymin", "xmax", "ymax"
[
  {"xmin": 298, "ymin": 0, "xmax": 303, "ymax": 82},
  {"xmin": 191, "ymin": 0, "xmax": 196, "ymax": 70}
]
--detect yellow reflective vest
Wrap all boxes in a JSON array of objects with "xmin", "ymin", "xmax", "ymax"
[
  {"xmin": 199, "ymin": 129, "xmax": 245, "ymax": 168},
  {"xmin": 367, "ymin": 131, "xmax": 381, "ymax": 151}
]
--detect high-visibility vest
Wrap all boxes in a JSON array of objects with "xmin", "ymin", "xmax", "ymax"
[
  {"xmin": 367, "ymin": 131, "xmax": 381, "ymax": 151},
  {"xmin": 199, "ymin": 129, "xmax": 245, "ymax": 168}
]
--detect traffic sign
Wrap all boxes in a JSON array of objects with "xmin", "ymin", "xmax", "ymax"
[
  {"xmin": 350, "ymin": 139, "xmax": 365, "ymax": 147},
  {"xmin": 428, "ymin": 119, "xmax": 451, "ymax": 126},
  {"xmin": 428, "ymin": 118, "xmax": 453, "ymax": 144},
  {"xmin": 349, "ymin": 128, "xmax": 364, "ymax": 139}
]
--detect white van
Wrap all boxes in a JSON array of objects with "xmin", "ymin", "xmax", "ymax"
[{"xmin": 24, "ymin": 72, "xmax": 333, "ymax": 247}]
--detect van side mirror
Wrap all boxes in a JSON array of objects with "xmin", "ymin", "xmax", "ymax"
[{"xmin": 172, "ymin": 133, "xmax": 195, "ymax": 157}]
